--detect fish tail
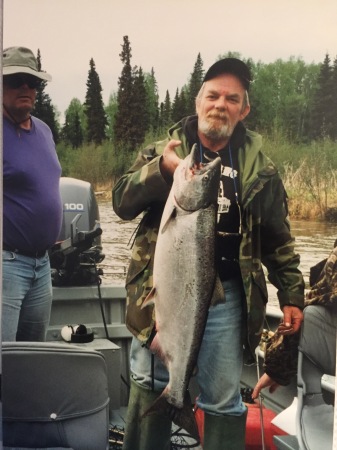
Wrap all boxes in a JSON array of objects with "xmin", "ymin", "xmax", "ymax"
[{"xmin": 142, "ymin": 391, "xmax": 200, "ymax": 442}]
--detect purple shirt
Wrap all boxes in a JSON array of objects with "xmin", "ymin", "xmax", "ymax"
[{"xmin": 3, "ymin": 116, "xmax": 62, "ymax": 252}]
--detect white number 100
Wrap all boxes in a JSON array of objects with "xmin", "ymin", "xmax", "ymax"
[{"xmin": 64, "ymin": 203, "xmax": 84, "ymax": 211}]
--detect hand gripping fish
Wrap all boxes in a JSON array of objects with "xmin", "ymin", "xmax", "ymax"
[{"xmin": 142, "ymin": 144, "xmax": 222, "ymax": 441}]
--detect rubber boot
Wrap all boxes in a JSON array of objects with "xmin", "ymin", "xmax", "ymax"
[
  {"xmin": 122, "ymin": 377, "xmax": 172, "ymax": 450},
  {"xmin": 203, "ymin": 409, "xmax": 247, "ymax": 450}
]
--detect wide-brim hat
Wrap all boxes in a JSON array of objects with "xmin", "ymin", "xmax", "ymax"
[
  {"xmin": 203, "ymin": 58, "xmax": 251, "ymax": 91},
  {"xmin": 3, "ymin": 46, "xmax": 52, "ymax": 81}
]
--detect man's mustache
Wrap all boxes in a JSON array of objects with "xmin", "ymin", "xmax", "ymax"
[{"xmin": 206, "ymin": 112, "xmax": 228, "ymax": 120}]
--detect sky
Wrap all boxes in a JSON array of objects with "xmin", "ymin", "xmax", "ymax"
[{"xmin": 3, "ymin": 0, "xmax": 337, "ymax": 122}]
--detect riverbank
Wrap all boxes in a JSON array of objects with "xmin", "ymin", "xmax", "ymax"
[{"xmin": 94, "ymin": 182, "xmax": 337, "ymax": 222}]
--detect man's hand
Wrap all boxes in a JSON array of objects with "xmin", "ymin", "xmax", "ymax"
[
  {"xmin": 278, "ymin": 305, "xmax": 303, "ymax": 335},
  {"xmin": 252, "ymin": 373, "xmax": 280, "ymax": 400},
  {"xmin": 160, "ymin": 139, "xmax": 182, "ymax": 181}
]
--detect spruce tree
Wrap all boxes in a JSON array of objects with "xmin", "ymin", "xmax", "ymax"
[
  {"xmin": 310, "ymin": 54, "xmax": 333, "ymax": 139},
  {"xmin": 171, "ymin": 89, "xmax": 180, "ymax": 123},
  {"xmin": 84, "ymin": 58, "xmax": 107, "ymax": 145},
  {"xmin": 144, "ymin": 68, "xmax": 160, "ymax": 132},
  {"xmin": 33, "ymin": 49, "xmax": 60, "ymax": 142},
  {"xmin": 131, "ymin": 66, "xmax": 149, "ymax": 146},
  {"xmin": 105, "ymin": 93, "xmax": 118, "ymax": 141},
  {"xmin": 160, "ymin": 90, "xmax": 172, "ymax": 130},
  {"xmin": 186, "ymin": 53, "xmax": 204, "ymax": 115},
  {"xmin": 330, "ymin": 56, "xmax": 337, "ymax": 140},
  {"xmin": 172, "ymin": 88, "xmax": 188, "ymax": 123},
  {"xmin": 62, "ymin": 98, "xmax": 84, "ymax": 148},
  {"xmin": 114, "ymin": 36, "xmax": 134, "ymax": 149}
]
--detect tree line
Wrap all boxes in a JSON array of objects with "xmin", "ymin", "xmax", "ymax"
[{"xmin": 34, "ymin": 35, "xmax": 337, "ymax": 152}]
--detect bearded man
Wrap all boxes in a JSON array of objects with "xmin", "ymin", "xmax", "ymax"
[{"xmin": 113, "ymin": 58, "xmax": 304, "ymax": 450}]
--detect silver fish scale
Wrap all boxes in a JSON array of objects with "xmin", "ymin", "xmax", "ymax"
[{"xmin": 151, "ymin": 147, "xmax": 221, "ymax": 411}]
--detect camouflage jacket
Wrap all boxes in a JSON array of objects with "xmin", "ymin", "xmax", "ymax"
[
  {"xmin": 264, "ymin": 246, "xmax": 337, "ymax": 385},
  {"xmin": 112, "ymin": 116, "xmax": 304, "ymax": 361}
]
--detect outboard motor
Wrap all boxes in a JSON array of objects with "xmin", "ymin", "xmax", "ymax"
[{"xmin": 50, "ymin": 177, "xmax": 105, "ymax": 286}]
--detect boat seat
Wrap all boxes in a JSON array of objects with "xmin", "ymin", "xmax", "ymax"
[
  {"xmin": 296, "ymin": 350, "xmax": 334, "ymax": 450},
  {"xmin": 2, "ymin": 341, "xmax": 110, "ymax": 450},
  {"xmin": 321, "ymin": 373, "xmax": 336, "ymax": 394},
  {"xmin": 273, "ymin": 435, "xmax": 299, "ymax": 450}
]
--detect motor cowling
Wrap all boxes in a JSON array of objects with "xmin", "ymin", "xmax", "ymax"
[{"xmin": 49, "ymin": 177, "xmax": 105, "ymax": 286}]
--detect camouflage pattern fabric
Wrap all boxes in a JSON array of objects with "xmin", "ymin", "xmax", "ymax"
[
  {"xmin": 306, "ymin": 247, "xmax": 337, "ymax": 306},
  {"xmin": 112, "ymin": 117, "xmax": 304, "ymax": 361},
  {"xmin": 264, "ymin": 246, "xmax": 337, "ymax": 385},
  {"xmin": 263, "ymin": 329, "xmax": 300, "ymax": 385}
]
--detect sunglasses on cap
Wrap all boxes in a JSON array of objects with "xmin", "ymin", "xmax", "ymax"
[{"xmin": 3, "ymin": 74, "xmax": 42, "ymax": 89}]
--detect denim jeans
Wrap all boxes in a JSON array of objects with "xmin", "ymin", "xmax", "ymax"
[
  {"xmin": 2, "ymin": 250, "xmax": 53, "ymax": 341},
  {"xmin": 130, "ymin": 277, "xmax": 247, "ymax": 416},
  {"xmin": 300, "ymin": 304, "xmax": 337, "ymax": 378}
]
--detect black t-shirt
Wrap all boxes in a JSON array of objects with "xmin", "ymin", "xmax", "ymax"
[
  {"xmin": 181, "ymin": 115, "xmax": 245, "ymax": 279},
  {"xmin": 203, "ymin": 146, "xmax": 242, "ymax": 265}
]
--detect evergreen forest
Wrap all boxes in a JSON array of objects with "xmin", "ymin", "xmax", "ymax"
[{"xmin": 34, "ymin": 36, "xmax": 337, "ymax": 220}]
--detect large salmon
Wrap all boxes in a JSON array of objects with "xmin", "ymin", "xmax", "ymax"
[{"xmin": 142, "ymin": 144, "xmax": 222, "ymax": 440}]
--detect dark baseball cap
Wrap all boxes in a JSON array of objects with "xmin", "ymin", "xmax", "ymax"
[{"xmin": 203, "ymin": 58, "xmax": 251, "ymax": 91}]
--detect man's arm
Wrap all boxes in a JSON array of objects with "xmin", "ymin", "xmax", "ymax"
[{"xmin": 112, "ymin": 140, "xmax": 182, "ymax": 220}]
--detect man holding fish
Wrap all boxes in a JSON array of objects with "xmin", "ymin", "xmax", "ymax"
[{"xmin": 113, "ymin": 57, "xmax": 304, "ymax": 449}]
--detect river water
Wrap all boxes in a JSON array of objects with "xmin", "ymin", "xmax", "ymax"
[{"xmin": 97, "ymin": 201, "xmax": 337, "ymax": 307}]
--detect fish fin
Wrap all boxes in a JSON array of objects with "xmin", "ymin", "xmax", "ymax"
[
  {"xmin": 160, "ymin": 202, "xmax": 177, "ymax": 234},
  {"xmin": 142, "ymin": 390, "xmax": 200, "ymax": 442},
  {"xmin": 141, "ymin": 287, "xmax": 156, "ymax": 309}
]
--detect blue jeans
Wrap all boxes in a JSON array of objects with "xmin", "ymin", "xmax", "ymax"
[
  {"xmin": 2, "ymin": 250, "xmax": 53, "ymax": 341},
  {"xmin": 130, "ymin": 278, "xmax": 247, "ymax": 416}
]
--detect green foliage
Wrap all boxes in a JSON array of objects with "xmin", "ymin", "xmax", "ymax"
[
  {"xmin": 159, "ymin": 90, "xmax": 172, "ymax": 131},
  {"xmin": 262, "ymin": 133, "xmax": 337, "ymax": 217},
  {"xmin": 57, "ymin": 122, "xmax": 337, "ymax": 220},
  {"xmin": 185, "ymin": 53, "xmax": 204, "ymax": 115},
  {"xmin": 36, "ymin": 39, "xmax": 337, "ymax": 218},
  {"xmin": 84, "ymin": 58, "xmax": 107, "ymax": 145},
  {"xmin": 114, "ymin": 36, "xmax": 135, "ymax": 149},
  {"xmin": 62, "ymin": 98, "xmax": 85, "ymax": 148},
  {"xmin": 35, "ymin": 40, "xmax": 336, "ymax": 149},
  {"xmin": 310, "ymin": 54, "xmax": 337, "ymax": 140},
  {"xmin": 114, "ymin": 36, "xmax": 158, "ymax": 151},
  {"xmin": 131, "ymin": 66, "xmax": 150, "ymax": 146},
  {"xmin": 171, "ymin": 88, "xmax": 188, "ymax": 123},
  {"xmin": 331, "ymin": 56, "xmax": 337, "ymax": 140},
  {"xmin": 105, "ymin": 92, "xmax": 118, "ymax": 141},
  {"xmin": 57, "ymin": 140, "xmax": 136, "ymax": 188},
  {"xmin": 247, "ymin": 57, "xmax": 320, "ymax": 141},
  {"xmin": 144, "ymin": 68, "xmax": 160, "ymax": 132},
  {"xmin": 33, "ymin": 49, "xmax": 60, "ymax": 142}
]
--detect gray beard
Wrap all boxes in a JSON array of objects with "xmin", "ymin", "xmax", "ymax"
[{"xmin": 198, "ymin": 118, "xmax": 234, "ymax": 142}]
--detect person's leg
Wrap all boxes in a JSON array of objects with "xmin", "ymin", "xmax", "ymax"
[
  {"xmin": 130, "ymin": 335, "xmax": 170, "ymax": 391},
  {"xmin": 16, "ymin": 254, "xmax": 53, "ymax": 341},
  {"xmin": 122, "ymin": 337, "xmax": 171, "ymax": 450},
  {"xmin": 2, "ymin": 251, "xmax": 32, "ymax": 341},
  {"xmin": 197, "ymin": 278, "xmax": 247, "ymax": 449},
  {"xmin": 297, "ymin": 305, "xmax": 336, "ymax": 450},
  {"xmin": 300, "ymin": 304, "xmax": 337, "ymax": 384}
]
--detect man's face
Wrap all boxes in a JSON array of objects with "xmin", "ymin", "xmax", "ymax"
[
  {"xmin": 196, "ymin": 73, "xmax": 250, "ymax": 142},
  {"xmin": 3, "ymin": 74, "xmax": 39, "ymax": 116}
]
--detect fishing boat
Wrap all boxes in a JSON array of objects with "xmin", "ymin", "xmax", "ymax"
[{"xmin": 1, "ymin": 176, "xmax": 335, "ymax": 450}]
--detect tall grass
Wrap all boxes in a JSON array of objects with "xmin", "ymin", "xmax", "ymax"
[
  {"xmin": 57, "ymin": 132, "xmax": 337, "ymax": 220},
  {"xmin": 262, "ymin": 135, "xmax": 337, "ymax": 220},
  {"xmin": 57, "ymin": 141, "xmax": 138, "ymax": 191}
]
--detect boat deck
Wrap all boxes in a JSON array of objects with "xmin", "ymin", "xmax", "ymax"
[{"xmin": 45, "ymin": 284, "xmax": 334, "ymax": 450}]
